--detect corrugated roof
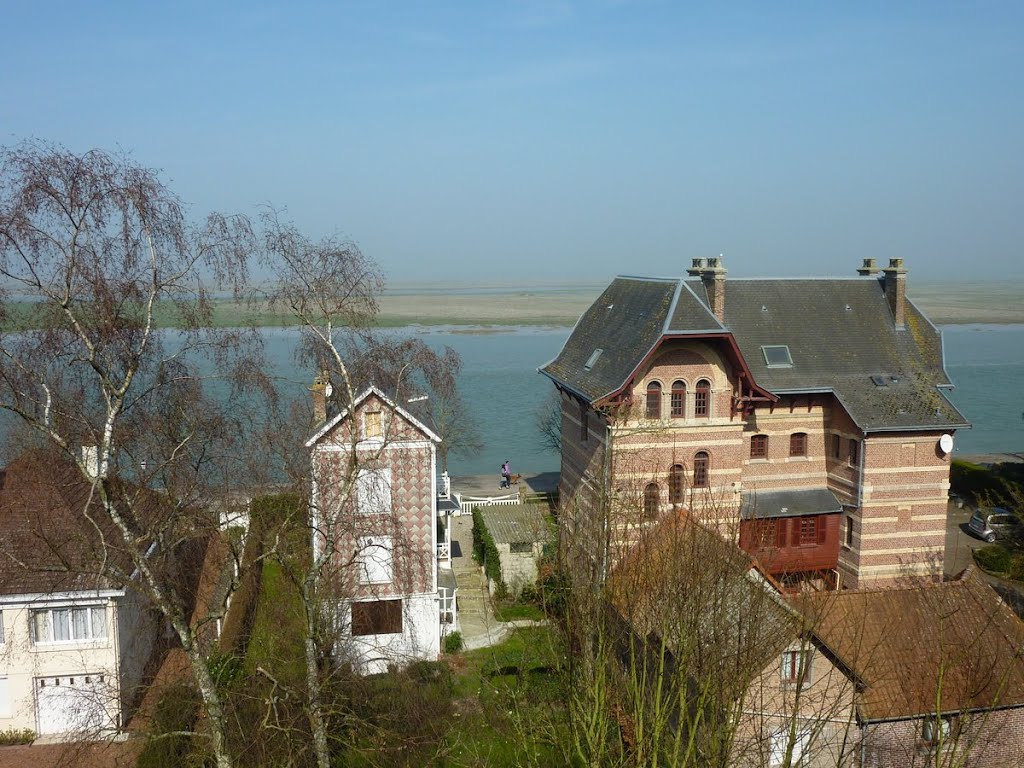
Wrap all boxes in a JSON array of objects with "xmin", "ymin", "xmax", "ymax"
[
  {"xmin": 540, "ymin": 273, "xmax": 968, "ymax": 432},
  {"xmin": 479, "ymin": 504, "xmax": 554, "ymax": 546},
  {"xmin": 740, "ymin": 488, "xmax": 843, "ymax": 520},
  {"xmin": 806, "ymin": 573, "xmax": 1024, "ymax": 721}
]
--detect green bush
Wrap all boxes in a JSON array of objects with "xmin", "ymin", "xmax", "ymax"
[
  {"xmin": 974, "ymin": 544, "xmax": 1012, "ymax": 574},
  {"xmin": 472, "ymin": 509, "xmax": 505, "ymax": 591},
  {"xmin": 443, "ymin": 630, "xmax": 464, "ymax": 654},
  {"xmin": 0, "ymin": 728, "xmax": 35, "ymax": 745}
]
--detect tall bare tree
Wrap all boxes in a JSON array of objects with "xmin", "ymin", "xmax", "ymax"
[{"xmin": 0, "ymin": 141, "xmax": 265, "ymax": 768}]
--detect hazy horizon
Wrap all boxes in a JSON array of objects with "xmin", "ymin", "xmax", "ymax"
[{"xmin": 3, "ymin": 2, "xmax": 1023, "ymax": 283}]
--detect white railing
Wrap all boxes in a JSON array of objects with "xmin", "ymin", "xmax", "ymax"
[
  {"xmin": 437, "ymin": 542, "xmax": 450, "ymax": 561},
  {"xmin": 457, "ymin": 492, "xmax": 520, "ymax": 515}
]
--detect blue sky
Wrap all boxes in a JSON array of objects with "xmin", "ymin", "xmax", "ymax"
[{"xmin": 3, "ymin": 1, "xmax": 1023, "ymax": 282}]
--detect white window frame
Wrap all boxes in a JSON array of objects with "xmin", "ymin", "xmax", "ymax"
[
  {"xmin": 358, "ymin": 536, "xmax": 393, "ymax": 585},
  {"xmin": 356, "ymin": 468, "xmax": 392, "ymax": 516},
  {"xmin": 780, "ymin": 647, "xmax": 813, "ymax": 685},
  {"xmin": 31, "ymin": 605, "xmax": 108, "ymax": 645}
]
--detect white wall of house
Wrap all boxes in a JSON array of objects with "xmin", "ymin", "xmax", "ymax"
[
  {"xmin": 343, "ymin": 592, "xmax": 440, "ymax": 675},
  {"xmin": 0, "ymin": 589, "xmax": 152, "ymax": 738}
]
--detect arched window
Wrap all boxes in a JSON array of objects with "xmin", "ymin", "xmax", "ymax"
[
  {"xmin": 643, "ymin": 483, "xmax": 660, "ymax": 520},
  {"xmin": 750, "ymin": 434, "xmax": 769, "ymax": 458},
  {"xmin": 669, "ymin": 464, "xmax": 685, "ymax": 503},
  {"xmin": 693, "ymin": 451, "xmax": 710, "ymax": 488},
  {"xmin": 695, "ymin": 379, "xmax": 711, "ymax": 418},
  {"xmin": 645, "ymin": 381, "xmax": 662, "ymax": 419},
  {"xmin": 790, "ymin": 432, "xmax": 808, "ymax": 457},
  {"xmin": 670, "ymin": 380, "xmax": 686, "ymax": 418}
]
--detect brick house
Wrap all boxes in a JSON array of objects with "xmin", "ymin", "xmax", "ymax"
[
  {"xmin": 307, "ymin": 383, "xmax": 455, "ymax": 674},
  {"xmin": 540, "ymin": 258, "xmax": 968, "ymax": 589}
]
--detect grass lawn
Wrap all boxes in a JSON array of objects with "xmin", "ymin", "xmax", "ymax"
[{"xmin": 492, "ymin": 601, "xmax": 547, "ymax": 623}]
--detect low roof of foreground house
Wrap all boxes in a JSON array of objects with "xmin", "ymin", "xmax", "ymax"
[
  {"xmin": 479, "ymin": 503, "xmax": 554, "ymax": 546},
  {"xmin": 306, "ymin": 383, "xmax": 441, "ymax": 447},
  {"xmin": 804, "ymin": 572, "xmax": 1024, "ymax": 722},
  {"xmin": 540, "ymin": 269, "xmax": 968, "ymax": 432},
  {"xmin": 0, "ymin": 451, "xmax": 130, "ymax": 596},
  {"xmin": 608, "ymin": 512, "xmax": 798, "ymax": 692}
]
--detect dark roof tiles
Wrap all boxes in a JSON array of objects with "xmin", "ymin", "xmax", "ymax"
[{"xmin": 541, "ymin": 273, "xmax": 968, "ymax": 431}]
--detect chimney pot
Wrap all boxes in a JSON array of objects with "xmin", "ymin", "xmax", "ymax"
[
  {"xmin": 857, "ymin": 258, "xmax": 881, "ymax": 276},
  {"xmin": 686, "ymin": 257, "xmax": 707, "ymax": 276}
]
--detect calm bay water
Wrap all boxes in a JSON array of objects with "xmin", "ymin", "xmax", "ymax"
[
  {"xmin": 265, "ymin": 323, "xmax": 1024, "ymax": 476},
  {"xmin": 3, "ymin": 324, "xmax": 1018, "ymax": 477}
]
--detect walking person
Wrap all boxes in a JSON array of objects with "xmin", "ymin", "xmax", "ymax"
[{"xmin": 501, "ymin": 460, "xmax": 511, "ymax": 489}]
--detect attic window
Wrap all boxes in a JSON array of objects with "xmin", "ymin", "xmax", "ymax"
[
  {"xmin": 584, "ymin": 349, "xmax": 603, "ymax": 371},
  {"xmin": 870, "ymin": 375, "xmax": 888, "ymax": 387},
  {"xmin": 762, "ymin": 345, "xmax": 793, "ymax": 368}
]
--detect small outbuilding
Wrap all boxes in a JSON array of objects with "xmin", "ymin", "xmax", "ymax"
[{"xmin": 478, "ymin": 504, "xmax": 554, "ymax": 597}]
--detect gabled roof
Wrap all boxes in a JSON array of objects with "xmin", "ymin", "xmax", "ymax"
[
  {"xmin": 306, "ymin": 384, "xmax": 442, "ymax": 447},
  {"xmin": 608, "ymin": 513, "xmax": 798, "ymax": 695},
  {"xmin": 805, "ymin": 573, "xmax": 1024, "ymax": 722},
  {"xmin": 0, "ymin": 451, "xmax": 129, "ymax": 596},
  {"xmin": 540, "ymin": 273, "xmax": 968, "ymax": 432}
]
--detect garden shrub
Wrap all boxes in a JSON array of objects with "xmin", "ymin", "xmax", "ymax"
[
  {"xmin": 472, "ymin": 509, "xmax": 505, "ymax": 591},
  {"xmin": 0, "ymin": 729, "xmax": 34, "ymax": 745},
  {"xmin": 443, "ymin": 630, "xmax": 464, "ymax": 655},
  {"xmin": 974, "ymin": 544, "xmax": 1012, "ymax": 574}
]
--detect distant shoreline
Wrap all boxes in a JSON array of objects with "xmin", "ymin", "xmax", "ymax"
[{"xmin": 2, "ymin": 280, "xmax": 1022, "ymax": 330}]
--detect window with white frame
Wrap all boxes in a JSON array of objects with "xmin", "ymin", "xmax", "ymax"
[
  {"xmin": 780, "ymin": 647, "xmax": 813, "ymax": 685},
  {"xmin": 356, "ymin": 468, "xmax": 392, "ymax": 516},
  {"xmin": 358, "ymin": 536, "xmax": 393, "ymax": 584},
  {"xmin": 31, "ymin": 605, "xmax": 108, "ymax": 644}
]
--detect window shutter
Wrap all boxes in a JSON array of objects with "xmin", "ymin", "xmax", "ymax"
[
  {"xmin": 775, "ymin": 519, "xmax": 787, "ymax": 547},
  {"xmin": 817, "ymin": 517, "xmax": 827, "ymax": 544},
  {"xmin": 790, "ymin": 519, "xmax": 801, "ymax": 547}
]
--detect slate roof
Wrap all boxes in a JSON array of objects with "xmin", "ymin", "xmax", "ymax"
[
  {"xmin": 805, "ymin": 573, "xmax": 1024, "ymax": 721},
  {"xmin": 740, "ymin": 488, "xmax": 843, "ymax": 520},
  {"xmin": 540, "ymin": 273, "xmax": 968, "ymax": 432},
  {"xmin": 0, "ymin": 452, "xmax": 128, "ymax": 596},
  {"xmin": 479, "ymin": 504, "xmax": 554, "ymax": 546}
]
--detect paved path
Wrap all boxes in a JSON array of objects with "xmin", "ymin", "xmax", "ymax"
[{"xmin": 449, "ymin": 514, "xmax": 512, "ymax": 650}]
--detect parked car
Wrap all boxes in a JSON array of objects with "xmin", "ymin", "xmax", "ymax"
[{"xmin": 968, "ymin": 508, "xmax": 1023, "ymax": 543}]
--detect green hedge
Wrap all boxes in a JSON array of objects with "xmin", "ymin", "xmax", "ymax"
[
  {"xmin": 974, "ymin": 545, "xmax": 1012, "ymax": 574},
  {"xmin": 472, "ymin": 509, "xmax": 505, "ymax": 592},
  {"xmin": 951, "ymin": 460, "xmax": 1023, "ymax": 506}
]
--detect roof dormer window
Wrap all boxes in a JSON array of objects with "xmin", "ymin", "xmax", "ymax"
[{"xmin": 762, "ymin": 345, "xmax": 793, "ymax": 368}]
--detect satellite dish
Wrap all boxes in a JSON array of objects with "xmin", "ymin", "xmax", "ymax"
[{"xmin": 938, "ymin": 434, "xmax": 954, "ymax": 454}]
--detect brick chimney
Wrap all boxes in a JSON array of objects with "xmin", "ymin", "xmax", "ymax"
[
  {"xmin": 702, "ymin": 256, "xmax": 727, "ymax": 322},
  {"xmin": 310, "ymin": 369, "xmax": 332, "ymax": 424},
  {"xmin": 856, "ymin": 258, "xmax": 881, "ymax": 276},
  {"xmin": 881, "ymin": 258, "xmax": 907, "ymax": 329}
]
